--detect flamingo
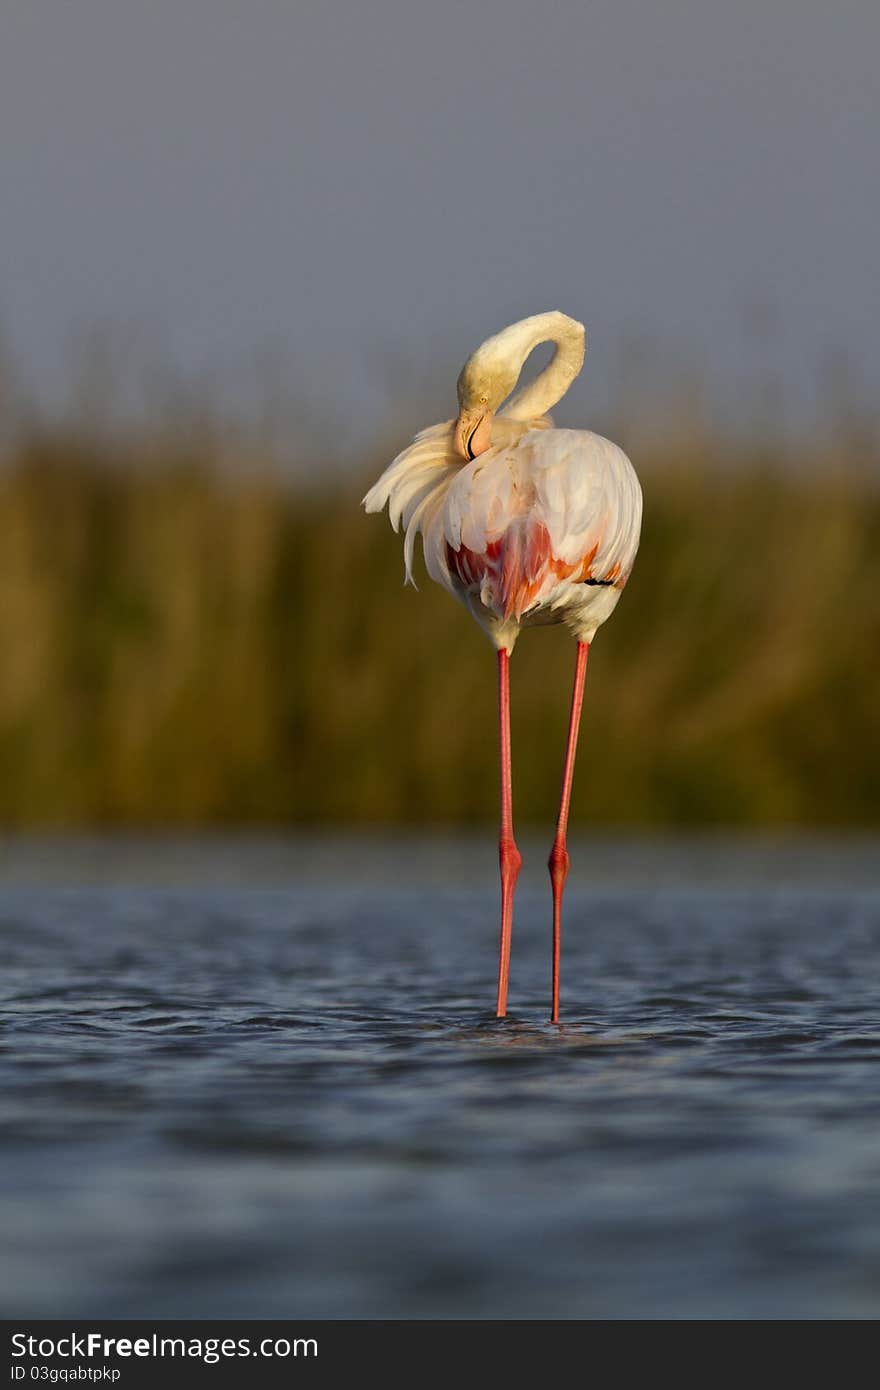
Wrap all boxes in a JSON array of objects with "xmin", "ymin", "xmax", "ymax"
[{"xmin": 364, "ymin": 311, "xmax": 642, "ymax": 1021}]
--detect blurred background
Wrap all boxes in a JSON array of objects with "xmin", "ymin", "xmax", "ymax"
[
  {"xmin": 1, "ymin": 0, "xmax": 878, "ymax": 831},
  {"xmin": 4, "ymin": 1, "xmax": 880, "ymax": 1329}
]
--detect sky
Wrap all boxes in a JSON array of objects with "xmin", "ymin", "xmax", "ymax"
[{"xmin": 1, "ymin": 1, "xmax": 878, "ymax": 444}]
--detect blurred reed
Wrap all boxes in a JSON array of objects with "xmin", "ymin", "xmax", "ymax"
[{"xmin": 0, "ymin": 366, "xmax": 877, "ymax": 828}]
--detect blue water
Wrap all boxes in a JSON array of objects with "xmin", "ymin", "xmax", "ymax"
[{"xmin": 2, "ymin": 835, "xmax": 879, "ymax": 1319}]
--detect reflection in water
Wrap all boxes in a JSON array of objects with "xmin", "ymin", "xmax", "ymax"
[{"xmin": 1, "ymin": 839, "xmax": 879, "ymax": 1318}]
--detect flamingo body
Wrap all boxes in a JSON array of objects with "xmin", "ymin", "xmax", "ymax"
[{"xmin": 366, "ymin": 420, "xmax": 641, "ymax": 652}]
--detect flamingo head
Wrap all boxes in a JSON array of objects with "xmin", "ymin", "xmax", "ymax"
[{"xmin": 454, "ymin": 348, "xmax": 518, "ymax": 459}]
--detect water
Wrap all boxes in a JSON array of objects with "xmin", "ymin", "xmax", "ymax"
[{"xmin": 2, "ymin": 834, "xmax": 880, "ymax": 1319}]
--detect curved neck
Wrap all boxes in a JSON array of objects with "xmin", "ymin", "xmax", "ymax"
[{"xmin": 497, "ymin": 311, "xmax": 585, "ymax": 420}]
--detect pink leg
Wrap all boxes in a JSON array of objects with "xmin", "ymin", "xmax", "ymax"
[
  {"xmin": 548, "ymin": 641, "xmax": 589, "ymax": 1023},
  {"xmin": 496, "ymin": 647, "xmax": 521, "ymax": 1018}
]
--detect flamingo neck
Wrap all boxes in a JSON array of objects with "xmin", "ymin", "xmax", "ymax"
[{"xmin": 497, "ymin": 311, "xmax": 585, "ymax": 421}]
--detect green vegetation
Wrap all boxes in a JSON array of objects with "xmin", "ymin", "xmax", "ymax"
[{"xmin": 0, "ymin": 414, "xmax": 877, "ymax": 827}]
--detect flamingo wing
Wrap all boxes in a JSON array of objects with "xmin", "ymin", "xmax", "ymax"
[{"xmin": 439, "ymin": 429, "xmax": 642, "ymax": 622}]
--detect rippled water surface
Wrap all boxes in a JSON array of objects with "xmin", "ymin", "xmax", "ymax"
[{"xmin": 2, "ymin": 835, "xmax": 880, "ymax": 1319}]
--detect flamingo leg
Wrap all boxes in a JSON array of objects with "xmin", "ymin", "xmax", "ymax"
[
  {"xmin": 496, "ymin": 647, "xmax": 521, "ymax": 1018},
  {"xmin": 548, "ymin": 640, "xmax": 589, "ymax": 1023}
]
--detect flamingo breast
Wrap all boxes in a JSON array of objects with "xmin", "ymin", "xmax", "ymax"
[{"xmin": 442, "ymin": 428, "xmax": 641, "ymax": 628}]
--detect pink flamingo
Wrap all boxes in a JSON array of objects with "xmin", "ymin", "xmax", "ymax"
[{"xmin": 364, "ymin": 312, "xmax": 642, "ymax": 1021}]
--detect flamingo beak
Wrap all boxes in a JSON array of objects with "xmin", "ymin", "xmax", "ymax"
[{"xmin": 454, "ymin": 410, "xmax": 494, "ymax": 460}]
